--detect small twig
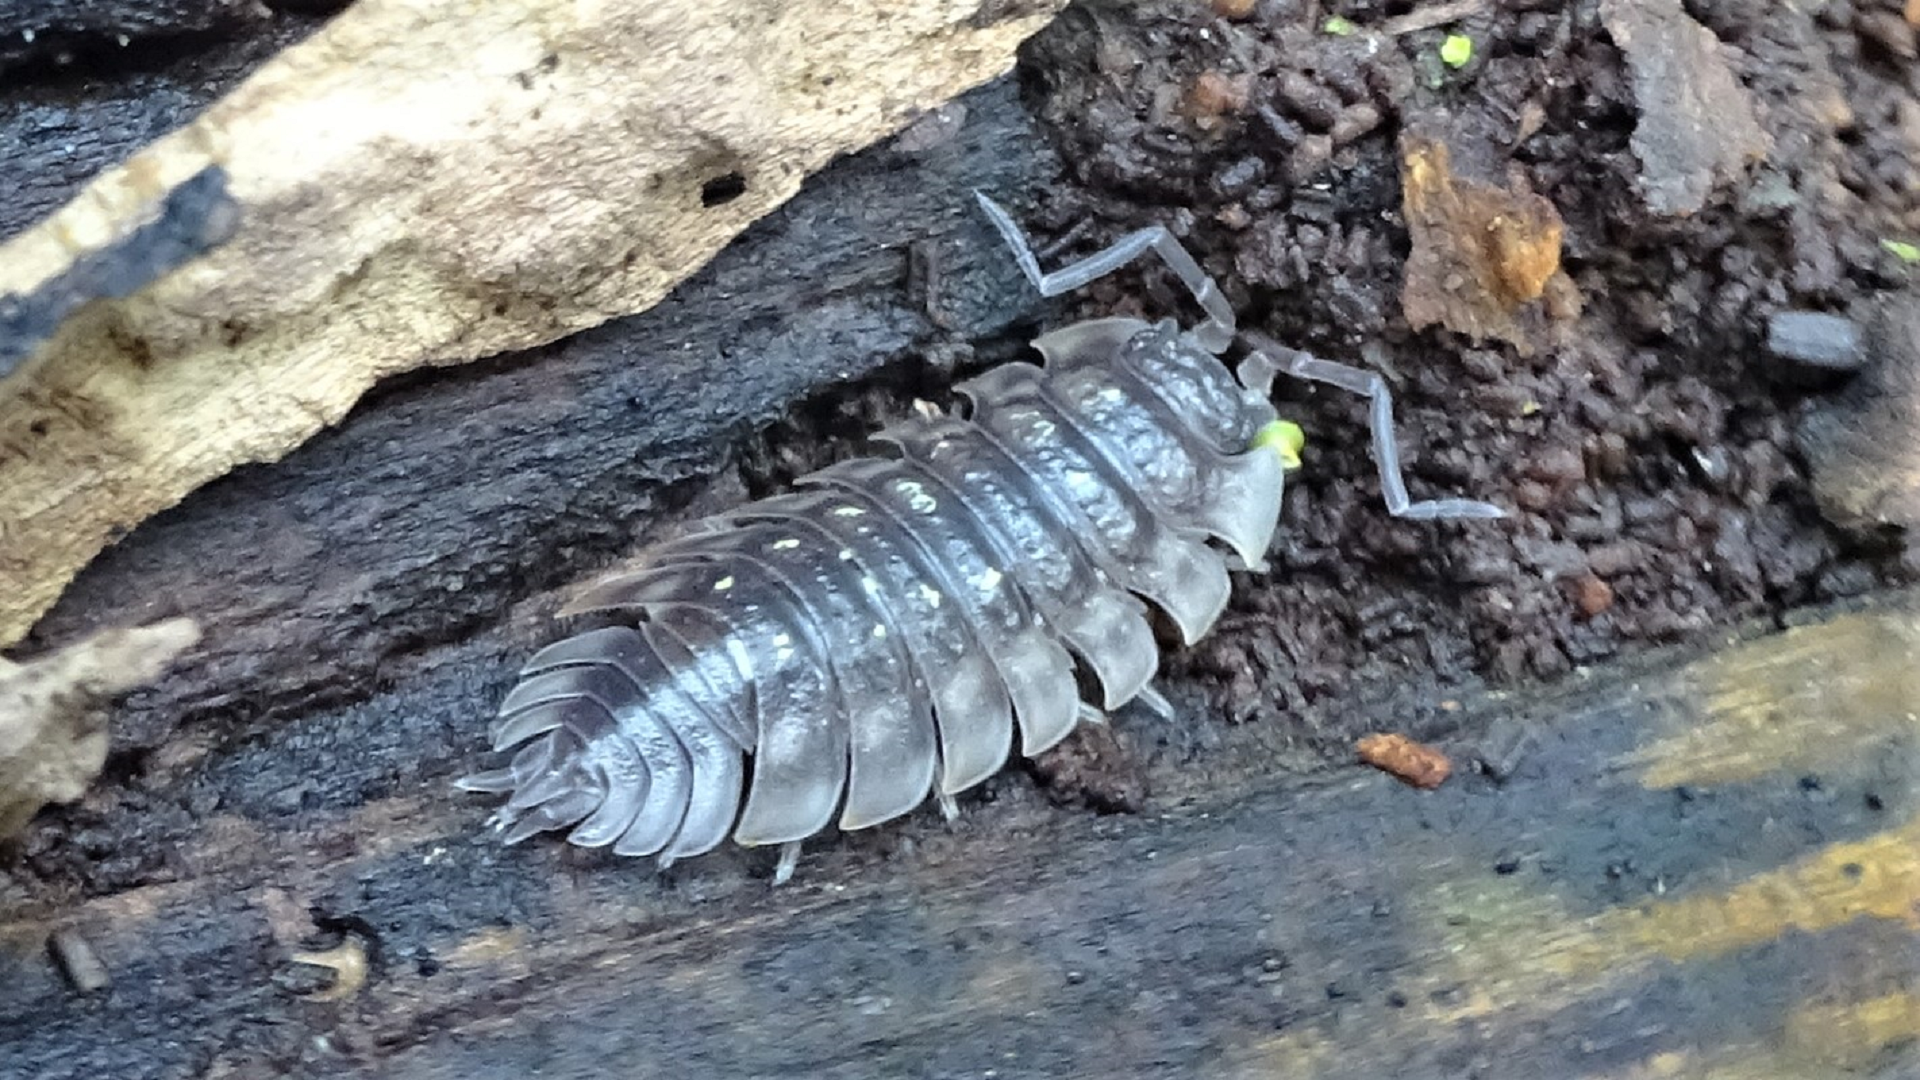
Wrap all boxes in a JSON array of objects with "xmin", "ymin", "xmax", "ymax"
[{"xmin": 1382, "ymin": 0, "xmax": 1488, "ymax": 35}]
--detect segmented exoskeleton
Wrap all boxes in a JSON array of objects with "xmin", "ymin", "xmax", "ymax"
[{"xmin": 458, "ymin": 195, "xmax": 1504, "ymax": 882}]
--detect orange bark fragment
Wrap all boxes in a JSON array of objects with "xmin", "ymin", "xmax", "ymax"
[
  {"xmin": 1357, "ymin": 733, "xmax": 1453, "ymax": 790},
  {"xmin": 1400, "ymin": 134, "xmax": 1574, "ymax": 355}
]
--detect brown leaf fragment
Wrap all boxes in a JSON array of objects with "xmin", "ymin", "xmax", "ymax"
[
  {"xmin": 1357, "ymin": 732, "xmax": 1453, "ymax": 790},
  {"xmin": 1570, "ymin": 573, "xmax": 1616, "ymax": 619},
  {"xmin": 0, "ymin": 618, "xmax": 200, "ymax": 839},
  {"xmin": 1600, "ymin": 0, "xmax": 1770, "ymax": 216},
  {"xmin": 1399, "ymin": 132, "xmax": 1572, "ymax": 354},
  {"xmin": 1181, "ymin": 71, "xmax": 1253, "ymax": 126}
]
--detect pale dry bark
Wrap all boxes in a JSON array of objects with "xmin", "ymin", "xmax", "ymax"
[
  {"xmin": 0, "ymin": 618, "xmax": 199, "ymax": 839},
  {"xmin": 0, "ymin": 0, "xmax": 1068, "ymax": 647}
]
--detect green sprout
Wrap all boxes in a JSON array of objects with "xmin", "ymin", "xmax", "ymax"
[
  {"xmin": 1440, "ymin": 34, "xmax": 1473, "ymax": 68},
  {"xmin": 1881, "ymin": 238, "xmax": 1920, "ymax": 264},
  {"xmin": 1251, "ymin": 419, "xmax": 1306, "ymax": 470},
  {"xmin": 1322, "ymin": 15, "xmax": 1357, "ymax": 36}
]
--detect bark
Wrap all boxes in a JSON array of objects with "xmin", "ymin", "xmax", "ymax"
[
  {"xmin": 0, "ymin": 0, "xmax": 1068, "ymax": 646},
  {"xmin": 3, "ymin": 591, "xmax": 1915, "ymax": 1079}
]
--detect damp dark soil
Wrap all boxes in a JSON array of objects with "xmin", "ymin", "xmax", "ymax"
[
  {"xmin": 1016, "ymin": 0, "xmax": 1917, "ymax": 727},
  {"xmin": 3, "ymin": 1, "xmax": 1919, "ymax": 1077}
]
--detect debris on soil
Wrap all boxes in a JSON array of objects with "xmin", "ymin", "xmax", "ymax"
[
  {"xmin": 1798, "ymin": 296, "xmax": 1920, "ymax": 535},
  {"xmin": 1857, "ymin": 9, "xmax": 1917, "ymax": 59},
  {"xmin": 1382, "ymin": 0, "xmax": 1487, "ymax": 37},
  {"xmin": 1570, "ymin": 574, "xmax": 1617, "ymax": 619},
  {"xmin": 47, "ymin": 928, "xmax": 110, "ymax": 994},
  {"xmin": 289, "ymin": 938, "xmax": 371, "ymax": 1002},
  {"xmin": 1881, "ymin": 238, "xmax": 1920, "ymax": 264},
  {"xmin": 1766, "ymin": 311, "xmax": 1867, "ymax": 373},
  {"xmin": 1356, "ymin": 733, "xmax": 1452, "ymax": 790},
  {"xmin": 1182, "ymin": 70, "xmax": 1253, "ymax": 128},
  {"xmin": 0, "ymin": 618, "xmax": 199, "ymax": 840},
  {"xmin": 1600, "ymin": 0, "xmax": 1770, "ymax": 216},
  {"xmin": 1025, "ymin": 723, "xmax": 1151, "ymax": 814},
  {"xmin": 1399, "ymin": 127, "xmax": 1576, "ymax": 354},
  {"xmin": 891, "ymin": 102, "xmax": 971, "ymax": 155},
  {"xmin": 1468, "ymin": 717, "xmax": 1536, "ymax": 783}
]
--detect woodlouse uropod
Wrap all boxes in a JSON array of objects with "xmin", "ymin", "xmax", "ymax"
[{"xmin": 458, "ymin": 194, "xmax": 1505, "ymax": 882}]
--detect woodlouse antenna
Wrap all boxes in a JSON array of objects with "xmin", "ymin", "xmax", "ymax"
[
  {"xmin": 1242, "ymin": 332, "xmax": 1506, "ymax": 521},
  {"xmin": 973, "ymin": 191, "xmax": 1238, "ymax": 354}
]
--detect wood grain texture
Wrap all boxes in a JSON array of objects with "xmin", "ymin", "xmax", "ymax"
[
  {"xmin": 0, "ymin": 0, "xmax": 1068, "ymax": 647},
  {"xmin": 3, "ymin": 7, "xmax": 1915, "ymax": 1074},
  {"xmin": 0, "ymin": 0, "xmax": 275, "ymax": 76},
  {"xmin": 3, "ymin": 590, "xmax": 1915, "ymax": 1079},
  {"xmin": 15, "ymin": 78, "xmax": 1057, "ymax": 771}
]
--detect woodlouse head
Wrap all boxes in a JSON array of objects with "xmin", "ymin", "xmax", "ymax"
[{"xmin": 1118, "ymin": 322, "xmax": 1275, "ymax": 456}]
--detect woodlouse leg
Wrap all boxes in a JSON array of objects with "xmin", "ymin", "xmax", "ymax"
[
  {"xmin": 1236, "ymin": 351, "xmax": 1280, "ymax": 398},
  {"xmin": 937, "ymin": 793, "xmax": 960, "ymax": 821},
  {"xmin": 774, "ymin": 841, "xmax": 803, "ymax": 886},
  {"xmin": 974, "ymin": 192, "xmax": 1237, "ymax": 353},
  {"xmin": 1243, "ymin": 332, "xmax": 1506, "ymax": 521},
  {"xmin": 1133, "ymin": 684, "xmax": 1176, "ymax": 721}
]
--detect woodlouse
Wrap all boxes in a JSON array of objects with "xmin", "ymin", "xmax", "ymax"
[{"xmin": 458, "ymin": 195, "xmax": 1504, "ymax": 882}]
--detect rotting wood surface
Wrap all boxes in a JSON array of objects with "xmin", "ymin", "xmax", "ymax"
[
  {"xmin": 14, "ymin": 78, "xmax": 1061, "ymax": 763},
  {"xmin": 0, "ymin": 0, "xmax": 1068, "ymax": 649},
  {"xmin": 4, "ymin": 590, "xmax": 1915, "ymax": 1079},
  {"xmin": 5, "ymin": 5, "xmax": 1920, "ymax": 1076}
]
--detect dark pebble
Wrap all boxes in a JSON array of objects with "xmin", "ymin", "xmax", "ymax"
[
  {"xmin": 1857, "ymin": 11, "xmax": 1917, "ymax": 58},
  {"xmin": 1524, "ymin": 446, "xmax": 1587, "ymax": 486},
  {"xmin": 1212, "ymin": 155, "xmax": 1267, "ymax": 200},
  {"xmin": 1288, "ymin": 134, "xmax": 1333, "ymax": 182},
  {"xmin": 1329, "ymin": 103, "xmax": 1382, "ymax": 147},
  {"xmin": 1472, "ymin": 718, "xmax": 1535, "ymax": 781},
  {"xmin": 1586, "ymin": 541, "xmax": 1641, "ymax": 578},
  {"xmin": 1455, "ymin": 552, "xmax": 1516, "ymax": 585},
  {"xmin": 1765, "ymin": 310, "xmax": 1866, "ymax": 371},
  {"xmin": 1274, "ymin": 71, "xmax": 1341, "ymax": 130}
]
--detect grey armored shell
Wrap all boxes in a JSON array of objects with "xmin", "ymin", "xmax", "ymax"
[{"xmin": 460, "ymin": 317, "xmax": 1286, "ymax": 866}]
